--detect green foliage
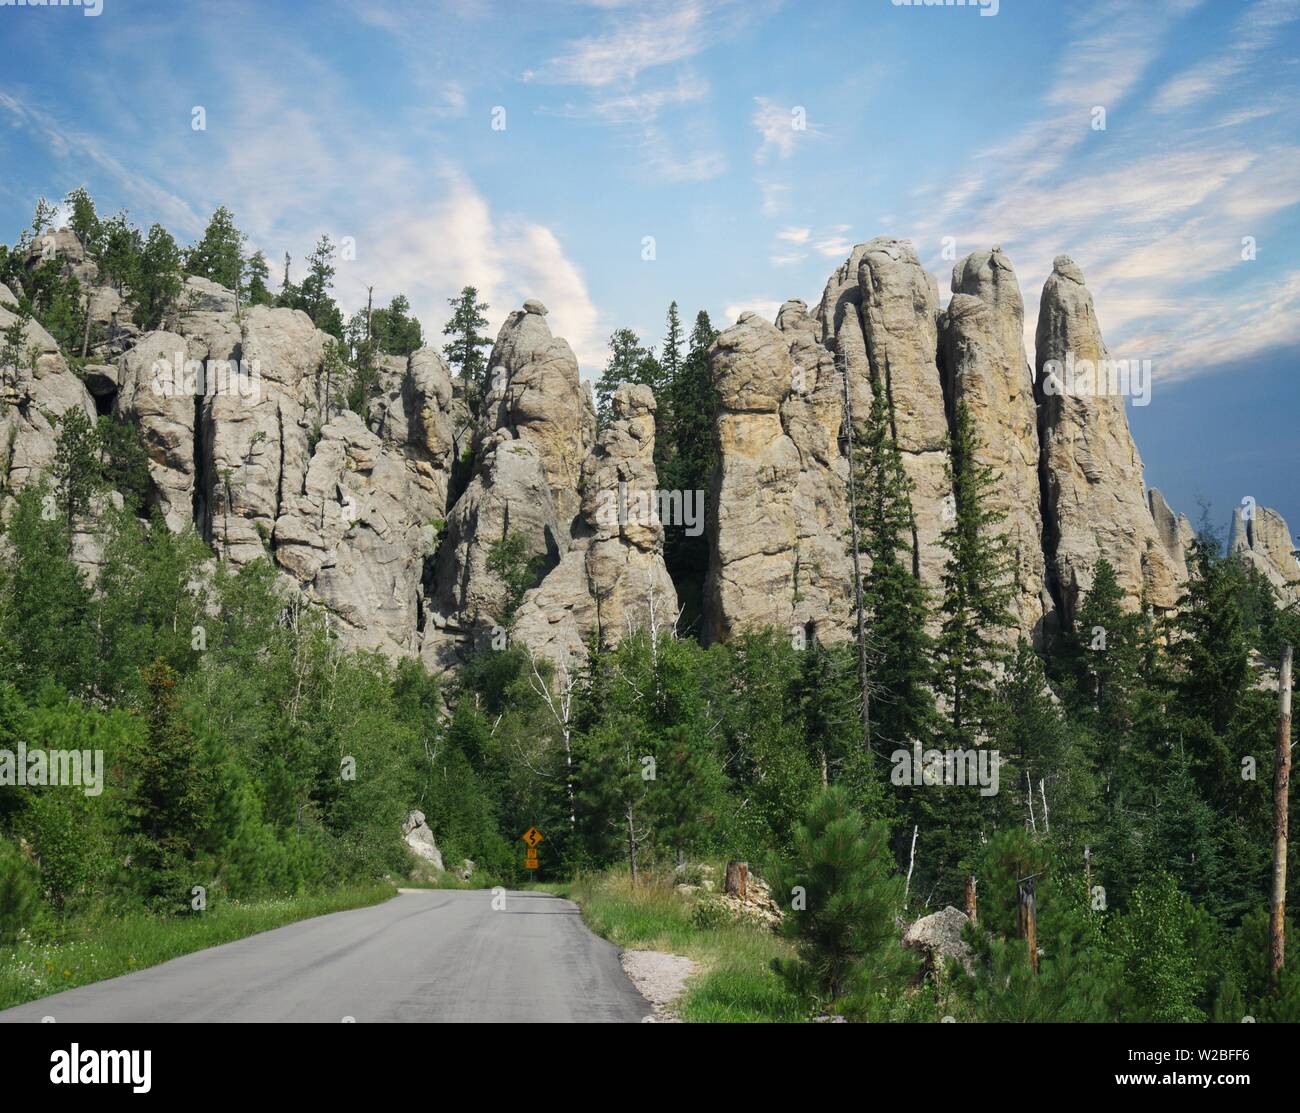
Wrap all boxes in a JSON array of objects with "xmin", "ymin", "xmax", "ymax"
[
  {"xmin": 442, "ymin": 286, "xmax": 492, "ymax": 418},
  {"xmin": 767, "ymin": 786, "xmax": 917, "ymax": 1018},
  {"xmin": 0, "ymin": 838, "xmax": 49, "ymax": 945},
  {"xmin": 595, "ymin": 327, "xmax": 662, "ymax": 425},
  {"xmin": 244, "ymin": 250, "xmax": 274, "ymax": 307},
  {"xmin": 131, "ymin": 224, "xmax": 184, "ymax": 330},
  {"xmin": 486, "ymin": 532, "xmax": 548, "ymax": 631},
  {"xmin": 184, "ymin": 206, "xmax": 245, "ymax": 292}
]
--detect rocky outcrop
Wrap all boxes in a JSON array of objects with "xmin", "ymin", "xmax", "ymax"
[
  {"xmin": 1035, "ymin": 255, "xmax": 1183, "ymax": 627},
  {"xmin": 704, "ymin": 310, "xmax": 853, "ymax": 644},
  {"xmin": 941, "ymin": 249, "xmax": 1048, "ymax": 642},
  {"xmin": 1230, "ymin": 504, "xmax": 1299, "ymax": 605},
  {"xmin": 823, "ymin": 238, "xmax": 950, "ymax": 601},
  {"xmin": 513, "ymin": 383, "xmax": 678, "ymax": 667},
  {"xmin": 7, "ymin": 218, "xmax": 1254, "ymax": 684},
  {"xmin": 479, "ymin": 299, "xmax": 595, "ymax": 528}
]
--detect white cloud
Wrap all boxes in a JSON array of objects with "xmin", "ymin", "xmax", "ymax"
[
  {"xmin": 776, "ymin": 226, "xmax": 810, "ymax": 244},
  {"xmin": 529, "ymin": 1, "xmax": 721, "ymax": 88},
  {"xmin": 752, "ymin": 96, "xmax": 823, "ymax": 164},
  {"xmin": 721, "ymin": 298, "xmax": 784, "ymax": 325},
  {"xmin": 1152, "ymin": 0, "xmax": 1299, "ymax": 113}
]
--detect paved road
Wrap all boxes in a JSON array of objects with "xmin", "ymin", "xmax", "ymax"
[{"xmin": 0, "ymin": 889, "xmax": 651, "ymax": 1023}]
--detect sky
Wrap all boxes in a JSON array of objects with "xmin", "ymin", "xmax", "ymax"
[{"xmin": 0, "ymin": 0, "xmax": 1297, "ymax": 538}]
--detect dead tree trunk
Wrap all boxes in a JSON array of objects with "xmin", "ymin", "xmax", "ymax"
[
  {"xmin": 724, "ymin": 861, "xmax": 749, "ymax": 902},
  {"xmin": 964, "ymin": 875, "xmax": 978, "ymax": 925},
  {"xmin": 1019, "ymin": 875, "xmax": 1039, "ymax": 975},
  {"xmin": 1271, "ymin": 643, "xmax": 1292, "ymax": 986}
]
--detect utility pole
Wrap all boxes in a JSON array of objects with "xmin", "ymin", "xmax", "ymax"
[
  {"xmin": 838, "ymin": 355, "xmax": 871, "ymax": 753},
  {"xmin": 1271, "ymin": 642, "xmax": 1292, "ymax": 986}
]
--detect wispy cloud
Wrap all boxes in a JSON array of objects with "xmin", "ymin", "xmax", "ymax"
[
  {"xmin": 1152, "ymin": 0, "xmax": 1299, "ymax": 113},
  {"xmin": 752, "ymin": 96, "xmax": 824, "ymax": 164}
]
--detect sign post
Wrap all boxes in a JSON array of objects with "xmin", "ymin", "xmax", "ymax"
[{"xmin": 521, "ymin": 826, "xmax": 544, "ymax": 873}]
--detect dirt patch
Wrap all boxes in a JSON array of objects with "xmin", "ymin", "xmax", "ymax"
[{"xmin": 621, "ymin": 949, "xmax": 698, "ymax": 1023}]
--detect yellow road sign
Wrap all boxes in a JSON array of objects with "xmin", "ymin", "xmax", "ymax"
[
  {"xmin": 524, "ymin": 859, "xmax": 540, "ymax": 869},
  {"xmin": 521, "ymin": 826, "xmax": 544, "ymax": 848}
]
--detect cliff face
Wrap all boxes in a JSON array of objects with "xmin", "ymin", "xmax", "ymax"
[{"xmin": 3, "ymin": 228, "xmax": 1294, "ymax": 671}]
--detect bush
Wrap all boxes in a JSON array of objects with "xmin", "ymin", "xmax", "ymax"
[{"xmin": 0, "ymin": 837, "xmax": 49, "ymax": 944}]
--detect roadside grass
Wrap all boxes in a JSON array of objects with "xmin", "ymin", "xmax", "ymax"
[
  {"xmin": 543, "ymin": 870, "xmax": 806, "ymax": 1023},
  {"xmin": 0, "ymin": 884, "xmax": 394, "ymax": 1011}
]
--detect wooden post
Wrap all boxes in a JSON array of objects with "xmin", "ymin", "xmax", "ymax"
[
  {"xmin": 1271, "ymin": 643, "xmax": 1292, "ymax": 986},
  {"xmin": 1019, "ymin": 875, "xmax": 1039, "ymax": 975},
  {"xmin": 724, "ymin": 861, "xmax": 749, "ymax": 902},
  {"xmin": 964, "ymin": 875, "xmax": 978, "ymax": 925}
]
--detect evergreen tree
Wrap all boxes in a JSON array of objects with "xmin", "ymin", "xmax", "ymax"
[
  {"xmin": 128, "ymin": 660, "xmax": 215, "ymax": 909},
  {"xmin": 298, "ymin": 235, "xmax": 344, "ymax": 339},
  {"xmin": 185, "ymin": 205, "xmax": 245, "ymax": 292},
  {"xmin": 131, "ymin": 223, "xmax": 183, "ymax": 330},
  {"xmin": 244, "ymin": 250, "xmax": 274, "ymax": 307},
  {"xmin": 64, "ymin": 186, "xmax": 101, "ymax": 253},
  {"xmin": 853, "ymin": 371, "xmax": 937, "ymax": 754},
  {"xmin": 595, "ymin": 327, "xmax": 661, "ymax": 424},
  {"xmin": 768, "ymin": 786, "xmax": 917, "ymax": 1017},
  {"xmin": 659, "ymin": 309, "xmax": 718, "ymax": 633},
  {"xmin": 935, "ymin": 401, "xmax": 1014, "ymax": 745},
  {"xmin": 97, "ymin": 211, "xmax": 142, "ymax": 293},
  {"xmin": 371, "ymin": 293, "xmax": 423, "ymax": 356},
  {"xmin": 442, "ymin": 287, "xmax": 493, "ymax": 418},
  {"xmin": 51, "ymin": 407, "xmax": 101, "ymax": 541}
]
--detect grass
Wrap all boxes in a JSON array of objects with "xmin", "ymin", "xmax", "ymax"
[
  {"xmin": 543, "ymin": 870, "xmax": 807, "ymax": 1023},
  {"xmin": 0, "ymin": 884, "xmax": 395, "ymax": 1011}
]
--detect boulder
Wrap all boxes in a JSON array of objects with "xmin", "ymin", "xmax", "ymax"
[
  {"xmin": 902, "ymin": 905, "xmax": 974, "ymax": 976},
  {"xmin": 402, "ymin": 810, "xmax": 444, "ymax": 871}
]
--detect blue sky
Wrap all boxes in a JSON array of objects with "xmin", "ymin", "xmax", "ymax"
[{"xmin": 1, "ymin": 0, "xmax": 1298, "ymax": 536}]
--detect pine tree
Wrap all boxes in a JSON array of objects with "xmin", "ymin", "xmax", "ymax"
[
  {"xmin": 659, "ymin": 310, "xmax": 718, "ymax": 631},
  {"xmin": 595, "ymin": 327, "xmax": 661, "ymax": 424},
  {"xmin": 30, "ymin": 197, "xmax": 57, "ymax": 237},
  {"xmin": 371, "ymin": 293, "xmax": 423, "ymax": 356},
  {"xmin": 185, "ymin": 205, "xmax": 245, "ymax": 292},
  {"xmin": 244, "ymin": 250, "xmax": 274, "ymax": 307},
  {"xmin": 131, "ymin": 224, "xmax": 183, "ymax": 330},
  {"xmin": 298, "ymin": 235, "xmax": 344, "ymax": 339},
  {"xmin": 129, "ymin": 660, "xmax": 215, "ymax": 909},
  {"xmin": 64, "ymin": 186, "xmax": 101, "ymax": 253},
  {"xmin": 96, "ymin": 211, "xmax": 142, "ymax": 293},
  {"xmin": 52, "ymin": 407, "xmax": 101, "ymax": 541},
  {"xmin": 767, "ymin": 786, "xmax": 916, "ymax": 1017},
  {"xmin": 935, "ymin": 401, "xmax": 1014, "ymax": 745},
  {"xmin": 442, "ymin": 287, "xmax": 492, "ymax": 418},
  {"xmin": 853, "ymin": 371, "xmax": 937, "ymax": 754}
]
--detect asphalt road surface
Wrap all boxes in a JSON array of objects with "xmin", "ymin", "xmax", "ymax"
[{"xmin": 0, "ymin": 889, "xmax": 651, "ymax": 1023}]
